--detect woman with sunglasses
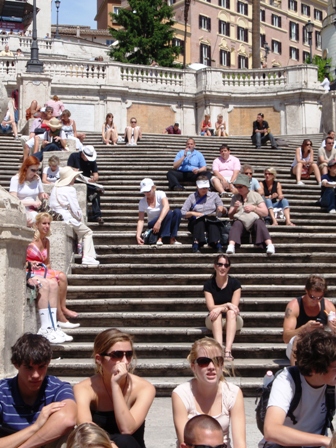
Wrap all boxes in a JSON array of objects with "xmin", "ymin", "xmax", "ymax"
[
  {"xmin": 241, "ymin": 164, "xmax": 260, "ymax": 192},
  {"xmin": 74, "ymin": 328, "xmax": 156, "ymax": 448},
  {"xmin": 9, "ymin": 155, "xmax": 48, "ymax": 225},
  {"xmin": 204, "ymin": 255, "xmax": 241, "ymax": 361},
  {"xmin": 283, "ymin": 275, "xmax": 336, "ymax": 365},
  {"xmin": 291, "ymin": 139, "xmax": 321, "ymax": 185},
  {"xmin": 102, "ymin": 113, "xmax": 118, "ymax": 146},
  {"xmin": 125, "ymin": 117, "xmax": 142, "ymax": 146},
  {"xmin": 259, "ymin": 167, "xmax": 295, "ymax": 226},
  {"xmin": 172, "ymin": 337, "xmax": 246, "ymax": 448},
  {"xmin": 226, "ymin": 174, "xmax": 274, "ymax": 255}
]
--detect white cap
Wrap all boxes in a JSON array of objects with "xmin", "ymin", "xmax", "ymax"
[
  {"xmin": 196, "ymin": 179, "xmax": 210, "ymax": 189},
  {"xmin": 140, "ymin": 178, "xmax": 154, "ymax": 193}
]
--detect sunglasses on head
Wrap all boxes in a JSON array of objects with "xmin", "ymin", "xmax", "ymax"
[
  {"xmin": 185, "ymin": 444, "xmax": 227, "ymax": 448},
  {"xmin": 216, "ymin": 262, "xmax": 230, "ymax": 268},
  {"xmin": 195, "ymin": 356, "xmax": 224, "ymax": 368},
  {"xmin": 101, "ymin": 350, "xmax": 133, "ymax": 360}
]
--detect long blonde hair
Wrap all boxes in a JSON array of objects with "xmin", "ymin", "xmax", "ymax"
[
  {"xmin": 66, "ymin": 423, "xmax": 111, "ymax": 448},
  {"xmin": 34, "ymin": 213, "xmax": 53, "ymax": 240},
  {"xmin": 187, "ymin": 337, "xmax": 228, "ymax": 380}
]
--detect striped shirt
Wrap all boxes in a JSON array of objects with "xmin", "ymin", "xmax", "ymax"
[{"xmin": 0, "ymin": 375, "xmax": 74, "ymax": 433}]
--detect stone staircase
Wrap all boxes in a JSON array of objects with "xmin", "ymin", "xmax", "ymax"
[{"xmin": 1, "ymin": 132, "xmax": 336, "ymax": 397}]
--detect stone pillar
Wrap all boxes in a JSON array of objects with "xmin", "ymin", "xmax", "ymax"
[
  {"xmin": 0, "ymin": 187, "xmax": 33, "ymax": 377},
  {"xmin": 49, "ymin": 222, "xmax": 76, "ymax": 275},
  {"xmin": 17, "ymin": 73, "xmax": 52, "ymax": 130}
]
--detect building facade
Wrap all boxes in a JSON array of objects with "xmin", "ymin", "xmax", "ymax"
[{"xmin": 97, "ymin": 0, "xmax": 327, "ymax": 69}]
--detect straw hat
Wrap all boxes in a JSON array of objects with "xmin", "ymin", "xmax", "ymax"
[
  {"xmin": 55, "ymin": 166, "xmax": 82, "ymax": 187},
  {"xmin": 49, "ymin": 118, "xmax": 62, "ymax": 129}
]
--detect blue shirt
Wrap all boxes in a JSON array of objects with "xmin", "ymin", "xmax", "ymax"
[
  {"xmin": 174, "ymin": 149, "xmax": 207, "ymax": 172},
  {"xmin": 0, "ymin": 375, "xmax": 74, "ymax": 433},
  {"xmin": 321, "ymin": 173, "xmax": 336, "ymax": 196}
]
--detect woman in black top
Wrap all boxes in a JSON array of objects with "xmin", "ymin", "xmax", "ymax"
[{"xmin": 204, "ymin": 254, "xmax": 242, "ymax": 361}]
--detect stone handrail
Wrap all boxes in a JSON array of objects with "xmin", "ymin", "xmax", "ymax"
[{"xmin": 221, "ymin": 67, "xmax": 286, "ymax": 87}]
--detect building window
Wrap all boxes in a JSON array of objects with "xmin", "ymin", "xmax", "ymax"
[
  {"xmin": 301, "ymin": 4, "xmax": 310, "ymax": 16},
  {"xmin": 205, "ymin": 0, "xmax": 211, "ymax": 2},
  {"xmin": 218, "ymin": 20, "xmax": 230, "ymax": 36},
  {"xmin": 302, "ymin": 26, "xmax": 309, "ymax": 45},
  {"xmin": 219, "ymin": 49, "xmax": 231, "ymax": 67},
  {"xmin": 200, "ymin": 43, "xmax": 211, "ymax": 66},
  {"xmin": 260, "ymin": 34, "xmax": 266, "ymax": 48},
  {"xmin": 314, "ymin": 9, "xmax": 322, "ymax": 21},
  {"xmin": 290, "ymin": 46, "xmax": 299, "ymax": 60},
  {"xmin": 289, "ymin": 21, "xmax": 299, "ymax": 41},
  {"xmin": 172, "ymin": 38, "xmax": 185, "ymax": 56},
  {"xmin": 271, "ymin": 14, "xmax": 282, "ymax": 28},
  {"xmin": 219, "ymin": 0, "xmax": 230, "ymax": 7},
  {"xmin": 260, "ymin": 10, "xmax": 265, "ymax": 22},
  {"xmin": 237, "ymin": 26, "xmax": 248, "ymax": 42},
  {"xmin": 288, "ymin": 0, "xmax": 297, "ymax": 12},
  {"xmin": 238, "ymin": 55, "xmax": 248, "ymax": 69},
  {"xmin": 271, "ymin": 40, "xmax": 282, "ymax": 54},
  {"xmin": 167, "ymin": 0, "xmax": 176, "ymax": 4},
  {"xmin": 199, "ymin": 15, "xmax": 211, "ymax": 31},
  {"xmin": 315, "ymin": 31, "xmax": 321, "ymax": 49},
  {"xmin": 113, "ymin": 7, "xmax": 120, "ymax": 14},
  {"xmin": 237, "ymin": 1, "xmax": 248, "ymax": 15},
  {"xmin": 303, "ymin": 51, "xmax": 310, "ymax": 62}
]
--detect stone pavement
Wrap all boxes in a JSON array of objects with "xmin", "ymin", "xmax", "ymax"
[{"xmin": 145, "ymin": 396, "xmax": 261, "ymax": 448}]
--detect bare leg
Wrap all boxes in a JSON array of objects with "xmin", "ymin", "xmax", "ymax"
[
  {"xmin": 125, "ymin": 127, "xmax": 132, "ymax": 144},
  {"xmin": 11, "ymin": 121, "xmax": 18, "ymax": 138},
  {"xmin": 111, "ymin": 128, "xmax": 118, "ymax": 145},
  {"xmin": 284, "ymin": 207, "xmax": 295, "ymax": 226},
  {"xmin": 311, "ymin": 163, "xmax": 321, "ymax": 183},
  {"xmin": 133, "ymin": 126, "xmax": 140, "ymax": 144},
  {"xmin": 33, "ymin": 135, "xmax": 41, "ymax": 153},
  {"xmin": 212, "ymin": 177, "xmax": 225, "ymax": 194},
  {"xmin": 268, "ymin": 208, "xmax": 278, "ymax": 225},
  {"xmin": 211, "ymin": 315, "xmax": 223, "ymax": 346},
  {"xmin": 225, "ymin": 310, "xmax": 237, "ymax": 354},
  {"xmin": 23, "ymin": 143, "xmax": 30, "ymax": 160},
  {"xmin": 293, "ymin": 163, "xmax": 302, "ymax": 183},
  {"xmin": 57, "ymin": 272, "xmax": 78, "ymax": 321}
]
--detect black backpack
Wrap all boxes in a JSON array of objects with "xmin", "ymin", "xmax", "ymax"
[{"xmin": 255, "ymin": 366, "xmax": 335, "ymax": 435}]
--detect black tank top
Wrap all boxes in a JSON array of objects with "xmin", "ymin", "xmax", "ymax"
[
  {"xmin": 296, "ymin": 296, "xmax": 327, "ymax": 328},
  {"xmin": 261, "ymin": 180, "xmax": 278, "ymax": 203}
]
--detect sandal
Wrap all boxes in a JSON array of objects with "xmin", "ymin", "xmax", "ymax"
[{"xmin": 224, "ymin": 351, "xmax": 234, "ymax": 361}]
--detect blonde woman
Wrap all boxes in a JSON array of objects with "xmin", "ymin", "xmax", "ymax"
[
  {"xmin": 74, "ymin": 328, "xmax": 155, "ymax": 448},
  {"xmin": 172, "ymin": 337, "xmax": 246, "ymax": 448},
  {"xmin": 67, "ymin": 423, "xmax": 114, "ymax": 448},
  {"xmin": 102, "ymin": 113, "xmax": 118, "ymax": 146},
  {"xmin": 215, "ymin": 114, "xmax": 228, "ymax": 137}
]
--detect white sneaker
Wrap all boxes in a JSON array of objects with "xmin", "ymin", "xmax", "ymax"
[
  {"xmin": 56, "ymin": 326, "xmax": 73, "ymax": 342},
  {"xmin": 37, "ymin": 327, "xmax": 65, "ymax": 344},
  {"xmin": 58, "ymin": 321, "xmax": 80, "ymax": 329},
  {"xmin": 226, "ymin": 244, "xmax": 235, "ymax": 254},
  {"xmin": 329, "ymin": 209, "xmax": 336, "ymax": 214},
  {"xmin": 82, "ymin": 257, "xmax": 100, "ymax": 266},
  {"xmin": 172, "ymin": 240, "xmax": 182, "ymax": 245},
  {"xmin": 296, "ymin": 181, "xmax": 305, "ymax": 186},
  {"xmin": 266, "ymin": 244, "xmax": 275, "ymax": 255}
]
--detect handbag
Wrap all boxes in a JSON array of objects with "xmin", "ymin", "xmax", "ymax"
[
  {"xmin": 234, "ymin": 207, "xmax": 259, "ymax": 230},
  {"xmin": 301, "ymin": 165, "xmax": 310, "ymax": 180},
  {"xmin": 142, "ymin": 228, "xmax": 159, "ymax": 245}
]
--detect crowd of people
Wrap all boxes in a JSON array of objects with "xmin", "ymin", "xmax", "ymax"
[{"xmin": 4, "ymin": 104, "xmax": 336, "ymax": 447}]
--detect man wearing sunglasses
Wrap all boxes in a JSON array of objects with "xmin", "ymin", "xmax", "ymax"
[
  {"xmin": 283, "ymin": 274, "xmax": 336, "ymax": 365},
  {"xmin": 181, "ymin": 414, "xmax": 225, "ymax": 448}
]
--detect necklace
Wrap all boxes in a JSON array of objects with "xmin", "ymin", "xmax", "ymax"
[{"xmin": 102, "ymin": 374, "xmax": 129, "ymax": 405}]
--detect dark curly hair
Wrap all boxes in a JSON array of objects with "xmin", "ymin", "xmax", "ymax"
[
  {"xmin": 11, "ymin": 333, "xmax": 52, "ymax": 367},
  {"xmin": 295, "ymin": 329, "xmax": 336, "ymax": 377}
]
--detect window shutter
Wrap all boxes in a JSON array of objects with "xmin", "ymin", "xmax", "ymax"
[
  {"xmin": 199, "ymin": 15, "xmax": 202, "ymax": 28},
  {"xmin": 244, "ymin": 28, "xmax": 248, "ymax": 42},
  {"xmin": 208, "ymin": 17, "xmax": 211, "ymax": 31},
  {"xmin": 279, "ymin": 17, "xmax": 282, "ymax": 27}
]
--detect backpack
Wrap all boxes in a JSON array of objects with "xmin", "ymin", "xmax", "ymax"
[{"xmin": 255, "ymin": 366, "xmax": 335, "ymax": 436}]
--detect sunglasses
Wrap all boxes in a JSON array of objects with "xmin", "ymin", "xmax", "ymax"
[
  {"xmin": 131, "ymin": 121, "xmax": 137, "ymax": 123},
  {"xmin": 101, "ymin": 350, "xmax": 133, "ymax": 360},
  {"xmin": 216, "ymin": 262, "xmax": 230, "ymax": 268},
  {"xmin": 305, "ymin": 143, "xmax": 312, "ymax": 146},
  {"xmin": 244, "ymin": 172, "xmax": 253, "ymax": 175},
  {"xmin": 30, "ymin": 168, "xmax": 39, "ymax": 172},
  {"xmin": 185, "ymin": 445, "xmax": 227, "ymax": 448},
  {"xmin": 236, "ymin": 185, "xmax": 245, "ymax": 189},
  {"xmin": 195, "ymin": 356, "xmax": 224, "ymax": 368},
  {"xmin": 307, "ymin": 293, "xmax": 324, "ymax": 301}
]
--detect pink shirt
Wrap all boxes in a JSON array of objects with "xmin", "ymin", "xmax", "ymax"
[
  {"xmin": 212, "ymin": 155, "xmax": 241, "ymax": 178},
  {"xmin": 45, "ymin": 99, "xmax": 65, "ymax": 117}
]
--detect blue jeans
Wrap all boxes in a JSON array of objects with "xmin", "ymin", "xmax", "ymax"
[
  {"xmin": 253, "ymin": 132, "xmax": 277, "ymax": 148},
  {"xmin": 320, "ymin": 188, "xmax": 336, "ymax": 212},
  {"xmin": 148, "ymin": 209, "xmax": 182, "ymax": 239},
  {"xmin": 264, "ymin": 198, "xmax": 289, "ymax": 210}
]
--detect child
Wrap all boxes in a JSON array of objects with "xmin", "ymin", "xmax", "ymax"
[
  {"xmin": 200, "ymin": 114, "xmax": 212, "ymax": 136},
  {"xmin": 42, "ymin": 155, "xmax": 60, "ymax": 184}
]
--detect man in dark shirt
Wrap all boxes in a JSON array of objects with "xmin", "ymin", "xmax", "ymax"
[
  {"xmin": 251, "ymin": 112, "xmax": 278, "ymax": 149},
  {"xmin": 320, "ymin": 158, "xmax": 336, "ymax": 213},
  {"xmin": 67, "ymin": 145, "xmax": 104, "ymax": 224},
  {"xmin": 164, "ymin": 122, "xmax": 181, "ymax": 135},
  {"xmin": 0, "ymin": 333, "xmax": 76, "ymax": 445}
]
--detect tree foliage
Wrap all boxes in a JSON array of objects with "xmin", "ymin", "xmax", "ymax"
[
  {"xmin": 305, "ymin": 55, "xmax": 333, "ymax": 82},
  {"xmin": 109, "ymin": 0, "xmax": 180, "ymax": 67}
]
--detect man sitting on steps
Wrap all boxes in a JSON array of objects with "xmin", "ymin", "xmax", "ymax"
[
  {"xmin": 166, "ymin": 137, "xmax": 211, "ymax": 191},
  {"xmin": 251, "ymin": 113, "xmax": 278, "ymax": 150}
]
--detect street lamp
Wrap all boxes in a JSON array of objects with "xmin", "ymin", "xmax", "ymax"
[
  {"xmin": 26, "ymin": 0, "xmax": 43, "ymax": 73},
  {"xmin": 263, "ymin": 41, "xmax": 270, "ymax": 66},
  {"xmin": 183, "ymin": 0, "xmax": 191, "ymax": 69},
  {"xmin": 305, "ymin": 20, "xmax": 314, "ymax": 63},
  {"xmin": 55, "ymin": 0, "xmax": 61, "ymax": 39}
]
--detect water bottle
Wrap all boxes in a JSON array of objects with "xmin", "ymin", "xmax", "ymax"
[{"xmin": 263, "ymin": 370, "xmax": 274, "ymax": 387}]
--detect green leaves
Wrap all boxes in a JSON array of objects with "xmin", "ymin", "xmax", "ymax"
[{"xmin": 109, "ymin": 0, "xmax": 180, "ymax": 67}]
